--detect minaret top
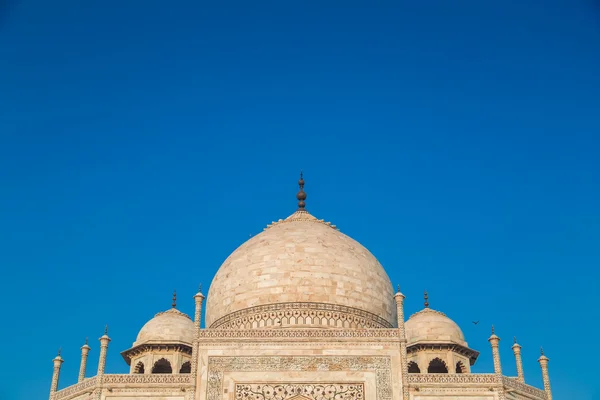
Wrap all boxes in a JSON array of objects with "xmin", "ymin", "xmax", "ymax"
[{"xmin": 296, "ymin": 171, "xmax": 307, "ymax": 211}]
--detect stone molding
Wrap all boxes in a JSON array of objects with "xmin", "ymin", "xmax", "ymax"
[
  {"xmin": 407, "ymin": 374, "xmax": 496, "ymax": 385},
  {"xmin": 236, "ymin": 383, "xmax": 364, "ymax": 400},
  {"xmin": 120, "ymin": 342, "xmax": 193, "ymax": 365},
  {"xmin": 102, "ymin": 373, "xmax": 193, "ymax": 385},
  {"xmin": 198, "ymin": 328, "xmax": 400, "ymax": 341},
  {"xmin": 207, "ymin": 356, "xmax": 391, "ymax": 400},
  {"xmin": 406, "ymin": 342, "xmax": 480, "ymax": 365},
  {"xmin": 209, "ymin": 302, "xmax": 394, "ymax": 330}
]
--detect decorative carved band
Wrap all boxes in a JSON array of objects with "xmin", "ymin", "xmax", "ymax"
[
  {"xmin": 236, "ymin": 383, "xmax": 364, "ymax": 400},
  {"xmin": 120, "ymin": 343, "xmax": 193, "ymax": 365},
  {"xmin": 198, "ymin": 328, "xmax": 400, "ymax": 340},
  {"xmin": 209, "ymin": 302, "xmax": 394, "ymax": 329},
  {"xmin": 502, "ymin": 376, "xmax": 547, "ymax": 399},
  {"xmin": 407, "ymin": 374, "xmax": 497, "ymax": 385},
  {"xmin": 55, "ymin": 377, "xmax": 97, "ymax": 400},
  {"xmin": 102, "ymin": 373, "xmax": 193, "ymax": 385},
  {"xmin": 208, "ymin": 356, "xmax": 391, "ymax": 400}
]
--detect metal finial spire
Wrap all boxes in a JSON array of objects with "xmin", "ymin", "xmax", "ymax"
[
  {"xmin": 172, "ymin": 290, "xmax": 177, "ymax": 308},
  {"xmin": 198, "ymin": 284, "xmax": 202, "ymax": 293},
  {"xmin": 85, "ymin": 337, "xmax": 89, "ymax": 345},
  {"xmin": 397, "ymin": 284, "xmax": 401, "ymax": 293},
  {"xmin": 424, "ymin": 290, "xmax": 429, "ymax": 308},
  {"xmin": 104, "ymin": 325, "xmax": 108, "ymax": 335},
  {"xmin": 514, "ymin": 336, "xmax": 517, "ymax": 344},
  {"xmin": 58, "ymin": 347, "xmax": 62, "ymax": 356},
  {"xmin": 296, "ymin": 171, "xmax": 307, "ymax": 210},
  {"xmin": 540, "ymin": 347, "xmax": 544, "ymax": 356},
  {"xmin": 492, "ymin": 325, "xmax": 495, "ymax": 335}
]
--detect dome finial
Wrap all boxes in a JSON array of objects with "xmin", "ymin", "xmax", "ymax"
[
  {"xmin": 296, "ymin": 171, "xmax": 307, "ymax": 211},
  {"xmin": 514, "ymin": 336, "xmax": 517, "ymax": 344},
  {"xmin": 424, "ymin": 290, "xmax": 429, "ymax": 308},
  {"xmin": 104, "ymin": 325, "xmax": 108, "ymax": 335},
  {"xmin": 57, "ymin": 347, "xmax": 62, "ymax": 357},
  {"xmin": 172, "ymin": 290, "xmax": 177, "ymax": 308},
  {"xmin": 492, "ymin": 325, "xmax": 495, "ymax": 335},
  {"xmin": 85, "ymin": 337, "xmax": 89, "ymax": 345},
  {"xmin": 540, "ymin": 347, "xmax": 544, "ymax": 356}
]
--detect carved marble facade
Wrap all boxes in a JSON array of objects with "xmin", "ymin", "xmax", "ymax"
[{"xmin": 49, "ymin": 182, "xmax": 552, "ymax": 400}]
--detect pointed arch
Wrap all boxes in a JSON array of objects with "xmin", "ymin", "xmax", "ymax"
[
  {"xmin": 133, "ymin": 361, "xmax": 144, "ymax": 374},
  {"xmin": 427, "ymin": 357, "xmax": 448, "ymax": 373},
  {"xmin": 456, "ymin": 360, "xmax": 466, "ymax": 374},
  {"xmin": 179, "ymin": 361, "xmax": 191, "ymax": 373},
  {"xmin": 152, "ymin": 358, "xmax": 172, "ymax": 374},
  {"xmin": 407, "ymin": 361, "xmax": 420, "ymax": 373}
]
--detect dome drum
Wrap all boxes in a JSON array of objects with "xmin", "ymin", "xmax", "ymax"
[{"xmin": 209, "ymin": 301, "xmax": 394, "ymax": 330}]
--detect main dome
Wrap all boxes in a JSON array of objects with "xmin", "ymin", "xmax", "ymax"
[{"xmin": 205, "ymin": 209, "xmax": 396, "ymax": 329}]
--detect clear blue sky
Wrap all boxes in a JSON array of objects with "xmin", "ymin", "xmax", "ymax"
[{"xmin": 1, "ymin": 1, "xmax": 599, "ymax": 399}]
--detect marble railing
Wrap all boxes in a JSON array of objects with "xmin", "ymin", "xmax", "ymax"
[
  {"xmin": 407, "ymin": 374, "xmax": 546, "ymax": 399},
  {"xmin": 502, "ymin": 376, "xmax": 547, "ymax": 399},
  {"xmin": 54, "ymin": 374, "xmax": 193, "ymax": 400},
  {"xmin": 55, "ymin": 377, "xmax": 97, "ymax": 400},
  {"xmin": 102, "ymin": 373, "xmax": 193, "ymax": 385},
  {"xmin": 407, "ymin": 373, "xmax": 497, "ymax": 385}
]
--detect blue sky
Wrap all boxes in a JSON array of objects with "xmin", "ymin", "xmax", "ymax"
[{"xmin": 1, "ymin": 1, "xmax": 599, "ymax": 399}]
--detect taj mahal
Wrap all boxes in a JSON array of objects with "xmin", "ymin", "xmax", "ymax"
[{"xmin": 48, "ymin": 174, "xmax": 554, "ymax": 400}]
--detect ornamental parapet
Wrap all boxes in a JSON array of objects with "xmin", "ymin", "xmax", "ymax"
[
  {"xmin": 54, "ymin": 377, "xmax": 97, "ymax": 400},
  {"xmin": 197, "ymin": 328, "xmax": 401, "ymax": 341},
  {"xmin": 502, "ymin": 376, "xmax": 547, "ymax": 399},
  {"xmin": 54, "ymin": 374, "xmax": 194, "ymax": 400},
  {"xmin": 407, "ymin": 374, "xmax": 546, "ymax": 399}
]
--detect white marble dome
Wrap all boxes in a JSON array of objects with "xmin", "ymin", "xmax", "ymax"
[
  {"xmin": 205, "ymin": 210, "xmax": 396, "ymax": 328},
  {"xmin": 405, "ymin": 307, "xmax": 467, "ymax": 346},
  {"xmin": 134, "ymin": 308, "xmax": 194, "ymax": 346}
]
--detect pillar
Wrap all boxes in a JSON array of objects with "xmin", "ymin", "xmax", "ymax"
[
  {"xmin": 93, "ymin": 326, "xmax": 111, "ymax": 400},
  {"xmin": 97, "ymin": 326, "xmax": 111, "ymax": 375},
  {"xmin": 394, "ymin": 285, "xmax": 409, "ymax": 400},
  {"xmin": 511, "ymin": 337, "xmax": 524, "ymax": 383},
  {"xmin": 49, "ymin": 349, "xmax": 64, "ymax": 400},
  {"xmin": 488, "ymin": 326, "xmax": 502, "ymax": 375},
  {"xmin": 189, "ymin": 285, "xmax": 205, "ymax": 400},
  {"xmin": 78, "ymin": 338, "xmax": 91, "ymax": 383},
  {"xmin": 538, "ymin": 348, "xmax": 552, "ymax": 400}
]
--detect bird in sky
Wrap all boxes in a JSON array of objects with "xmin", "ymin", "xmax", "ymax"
[{"xmin": 472, "ymin": 321, "xmax": 480, "ymax": 325}]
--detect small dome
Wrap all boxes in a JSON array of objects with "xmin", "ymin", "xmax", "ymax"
[
  {"xmin": 405, "ymin": 308, "xmax": 467, "ymax": 346},
  {"xmin": 205, "ymin": 210, "xmax": 396, "ymax": 328},
  {"xmin": 134, "ymin": 308, "xmax": 194, "ymax": 346}
]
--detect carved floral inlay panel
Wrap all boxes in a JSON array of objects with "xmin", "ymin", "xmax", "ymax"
[
  {"xmin": 236, "ymin": 384, "xmax": 364, "ymax": 400},
  {"xmin": 207, "ymin": 356, "xmax": 391, "ymax": 400}
]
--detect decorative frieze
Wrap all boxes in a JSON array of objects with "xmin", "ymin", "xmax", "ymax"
[
  {"xmin": 198, "ymin": 328, "xmax": 400, "ymax": 341},
  {"xmin": 236, "ymin": 383, "xmax": 364, "ymax": 400},
  {"xmin": 208, "ymin": 356, "xmax": 391, "ymax": 400},
  {"xmin": 502, "ymin": 376, "xmax": 547, "ymax": 399},
  {"xmin": 210, "ymin": 302, "xmax": 393, "ymax": 330}
]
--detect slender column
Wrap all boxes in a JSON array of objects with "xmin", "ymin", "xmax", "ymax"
[
  {"xmin": 488, "ymin": 326, "xmax": 505, "ymax": 400},
  {"xmin": 488, "ymin": 326, "xmax": 502, "ymax": 375},
  {"xmin": 94, "ymin": 326, "xmax": 111, "ymax": 400},
  {"xmin": 538, "ymin": 348, "xmax": 552, "ymax": 400},
  {"xmin": 512, "ymin": 337, "xmax": 525, "ymax": 383},
  {"xmin": 49, "ymin": 349, "xmax": 64, "ymax": 400},
  {"xmin": 188, "ymin": 285, "xmax": 205, "ymax": 400},
  {"xmin": 394, "ymin": 285, "xmax": 409, "ymax": 400},
  {"xmin": 78, "ymin": 338, "xmax": 91, "ymax": 383}
]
